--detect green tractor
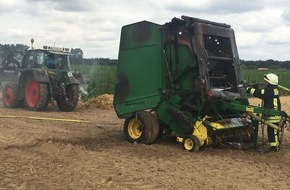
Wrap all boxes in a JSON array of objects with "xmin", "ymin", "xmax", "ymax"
[
  {"xmin": 113, "ymin": 16, "xmax": 290, "ymax": 151},
  {"xmin": 0, "ymin": 41, "xmax": 84, "ymax": 111}
]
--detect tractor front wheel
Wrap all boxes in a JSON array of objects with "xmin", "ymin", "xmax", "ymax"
[
  {"xmin": 124, "ymin": 111, "xmax": 160, "ymax": 145},
  {"xmin": 25, "ymin": 77, "xmax": 48, "ymax": 111},
  {"xmin": 183, "ymin": 135, "xmax": 200, "ymax": 152},
  {"xmin": 56, "ymin": 84, "xmax": 79, "ymax": 112},
  {"xmin": 3, "ymin": 83, "xmax": 18, "ymax": 108}
]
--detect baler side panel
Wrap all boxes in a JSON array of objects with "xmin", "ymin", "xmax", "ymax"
[{"xmin": 114, "ymin": 21, "xmax": 164, "ymax": 117}]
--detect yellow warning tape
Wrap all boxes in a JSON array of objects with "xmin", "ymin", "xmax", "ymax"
[{"xmin": 0, "ymin": 115, "xmax": 91, "ymax": 123}]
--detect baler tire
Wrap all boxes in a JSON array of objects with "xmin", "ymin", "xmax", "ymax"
[
  {"xmin": 24, "ymin": 77, "xmax": 48, "ymax": 111},
  {"xmin": 183, "ymin": 135, "xmax": 200, "ymax": 152},
  {"xmin": 124, "ymin": 111, "xmax": 160, "ymax": 145},
  {"xmin": 56, "ymin": 84, "xmax": 79, "ymax": 112},
  {"xmin": 3, "ymin": 83, "xmax": 18, "ymax": 108}
]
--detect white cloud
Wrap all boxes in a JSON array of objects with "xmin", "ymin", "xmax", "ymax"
[
  {"xmin": 0, "ymin": 0, "xmax": 290, "ymax": 60},
  {"xmin": 163, "ymin": 0, "xmax": 263, "ymax": 14},
  {"xmin": 25, "ymin": 0, "xmax": 92, "ymax": 12}
]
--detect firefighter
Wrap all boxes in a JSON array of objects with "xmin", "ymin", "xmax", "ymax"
[
  {"xmin": 246, "ymin": 73, "xmax": 281, "ymax": 151},
  {"xmin": 45, "ymin": 53, "xmax": 56, "ymax": 69}
]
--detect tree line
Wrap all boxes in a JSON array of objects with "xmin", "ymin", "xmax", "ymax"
[
  {"xmin": 240, "ymin": 59, "xmax": 290, "ymax": 69},
  {"xmin": 0, "ymin": 44, "xmax": 289, "ymax": 68},
  {"xmin": 0, "ymin": 44, "xmax": 117, "ymax": 66}
]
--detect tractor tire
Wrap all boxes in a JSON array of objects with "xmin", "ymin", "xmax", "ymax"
[
  {"xmin": 183, "ymin": 135, "xmax": 200, "ymax": 152},
  {"xmin": 56, "ymin": 84, "xmax": 79, "ymax": 112},
  {"xmin": 24, "ymin": 77, "xmax": 48, "ymax": 111},
  {"xmin": 3, "ymin": 83, "xmax": 18, "ymax": 108},
  {"xmin": 124, "ymin": 111, "xmax": 160, "ymax": 145}
]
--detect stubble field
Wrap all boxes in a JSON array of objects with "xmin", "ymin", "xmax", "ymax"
[{"xmin": 0, "ymin": 95, "xmax": 290, "ymax": 190}]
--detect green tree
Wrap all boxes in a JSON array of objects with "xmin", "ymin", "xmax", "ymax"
[
  {"xmin": 82, "ymin": 65, "xmax": 117, "ymax": 100},
  {"xmin": 70, "ymin": 48, "xmax": 84, "ymax": 65}
]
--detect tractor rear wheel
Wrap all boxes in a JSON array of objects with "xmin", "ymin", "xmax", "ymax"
[
  {"xmin": 56, "ymin": 84, "xmax": 79, "ymax": 112},
  {"xmin": 183, "ymin": 135, "xmax": 200, "ymax": 152},
  {"xmin": 25, "ymin": 77, "xmax": 48, "ymax": 111},
  {"xmin": 124, "ymin": 111, "xmax": 160, "ymax": 145},
  {"xmin": 3, "ymin": 83, "xmax": 18, "ymax": 108}
]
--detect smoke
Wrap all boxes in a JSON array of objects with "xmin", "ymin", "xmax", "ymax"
[{"xmin": 79, "ymin": 84, "xmax": 88, "ymax": 95}]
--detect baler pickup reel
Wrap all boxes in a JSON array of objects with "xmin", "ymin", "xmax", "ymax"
[
  {"xmin": 177, "ymin": 101, "xmax": 290, "ymax": 152},
  {"xmin": 220, "ymin": 101, "xmax": 290, "ymax": 149}
]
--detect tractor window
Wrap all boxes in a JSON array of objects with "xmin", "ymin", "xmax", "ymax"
[
  {"xmin": 44, "ymin": 53, "xmax": 70, "ymax": 70},
  {"xmin": 55, "ymin": 54, "xmax": 70, "ymax": 70},
  {"xmin": 26, "ymin": 53, "xmax": 34, "ymax": 68},
  {"xmin": 45, "ymin": 53, "xmax": 57, "ymax": 69},
  {"xmin": 35, "ymin": 52, "xmax": 44, "ymax": 68},
  {"xmin": 25, "ymin": 51, "xmax": 45, "ymax": 68}
]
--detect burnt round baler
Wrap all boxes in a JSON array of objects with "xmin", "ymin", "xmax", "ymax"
[{"xmin": 113, "ymin": 16, "xmax": 290, "ymax": 152}]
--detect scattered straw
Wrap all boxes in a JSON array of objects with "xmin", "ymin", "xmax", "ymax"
[{"xmin": 78, "ymin": 94, "xmax": 113, "ymax": 110}]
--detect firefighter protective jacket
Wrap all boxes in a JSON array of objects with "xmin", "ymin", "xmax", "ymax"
[{"xmin": 247, "ymin": 85, "xmax": 281, "ymax": 123}]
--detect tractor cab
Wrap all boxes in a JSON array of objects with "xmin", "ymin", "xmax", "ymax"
[{"xmin": 22, "ymin": 46, "xmax": 72, "ymax": 71}]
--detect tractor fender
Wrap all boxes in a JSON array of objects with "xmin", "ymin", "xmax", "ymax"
[
  {"xmin": 67, "ymin": 72, "xmax": 84, "ymax": 84},
  {"xmin": 32, "ymin": 69, "xmax": 50, "ymax": 82},
  {"xmin": 18, "ymin": 69, "xmax": 49, "ymax": 85}
]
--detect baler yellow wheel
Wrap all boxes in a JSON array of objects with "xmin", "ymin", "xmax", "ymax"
[
  {"xmin": 183, "ymin": 135, "xmax": 200, "ymax": 152},
  {"xmin": 128, "ymin": 118, "xmax": 142, "ymax": 139},
  {"xmin": 124, "ymin": 111, "xmax": 160, "ymax": 144}
]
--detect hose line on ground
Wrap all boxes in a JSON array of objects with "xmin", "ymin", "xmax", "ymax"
[{"xmin": 0, "ymin": 115, "xmax": 90, "ymax": 123}]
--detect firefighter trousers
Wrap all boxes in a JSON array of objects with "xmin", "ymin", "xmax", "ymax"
[{"xmin": 267, "ymin": 124, "xmax": 279, "ymax": 147}]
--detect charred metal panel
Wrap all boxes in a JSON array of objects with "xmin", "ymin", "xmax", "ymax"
[
  {"xmin": 119, "ymin": 21, "xmax": 161, "ymax": 50},
  {"xmin": 114, "ymin": 21, "xmax": 164, "ymax": 116},
  {"xmin": 201, "ymin": 24, "xmax": 234, "ymax": 38},
  {"xmin": 114, "ymin": 73, "xmax": 130, "ymax": 102}
]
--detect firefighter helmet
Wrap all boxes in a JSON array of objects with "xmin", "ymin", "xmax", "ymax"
[{"xmin": 264, "ymin": 73, "xmax": 278, "ymax": 85}]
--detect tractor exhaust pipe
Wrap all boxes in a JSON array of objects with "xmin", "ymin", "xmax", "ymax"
[{"xmin": 31, "ymin": 38, "xmax": 34, "ymax": 49}]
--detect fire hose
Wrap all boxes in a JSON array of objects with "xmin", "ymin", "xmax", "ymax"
[
  {"xmin": 248, "ymin": 83, "xmax": 290, "ymax": 93},
  {"xmin": 0, "ymin": 115, "xmax": 90, "ymax": 123},
  {"xmin": 247, "ymin": 113, "xmax": 279, "ymax": 130},
  {"xmin": 247, "ymin": 112, "xmax": 290, "ymax": 143},
  {"xmin": 221, "ymin": 83, "xmax": 290, "ymax": 93},
  {"xmin": 278, "ymin": 85, "xmax": 290, "ymax": 93}
]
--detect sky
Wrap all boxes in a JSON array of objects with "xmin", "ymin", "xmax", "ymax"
[{"xmin": 1, "ymin": 0, "xmax": 290, "ymax": 61}]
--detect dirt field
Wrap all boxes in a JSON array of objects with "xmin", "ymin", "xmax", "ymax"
[{"xmin": 0, "ymin": 95, "xmax": 290, "ymax": 190}]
